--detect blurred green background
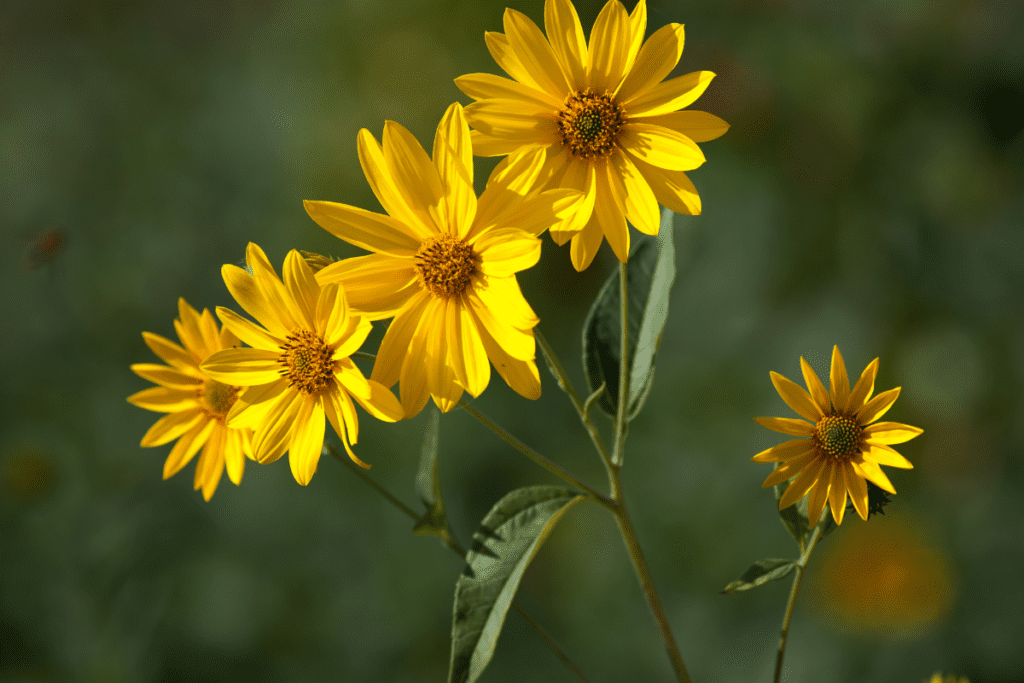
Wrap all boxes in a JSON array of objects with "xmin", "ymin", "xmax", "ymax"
[{"xmin": 2, "ymin": 0, "xmax": 1022, "ymax": 681}]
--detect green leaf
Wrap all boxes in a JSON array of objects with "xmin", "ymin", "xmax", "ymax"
[
  {"xmin": 721, "ymin": 559, "xmax": 797, "ymax": 594},
  {"xmin": 412, "ymin": 405, "xmax": 451, "ymax": 542},
  {"xmin": 773, "ymin": 467, "xmax": 812, "ymax": 551},
  {"xmin": 581, "ymin": 209, "xmax": 676, "ymax": 420},
  {"xmin": 448, "ymin": 486, "xmax": 585, "ymax": 683}
]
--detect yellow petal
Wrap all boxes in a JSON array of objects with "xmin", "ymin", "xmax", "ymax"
[
  {"xmin": 484, "ymin": 31, "xmax": 544, "ymax": 92},
  {"xmin": 131, "ymin": 364, "xmax": 203, "ymax": 390},
  {"xmin": 504, "ymin": 8, "xmax": 570, "ymax": 98},
  {"xmin": 800, "ymin": 356, "xmax": 832, "ymax": 415},
  {"xmin": 857, "ymin": 387, "xmax": 901, "ymax": 425},
  {"xmin": 303, "ymin": 200, "xmax": 422, "ymax": 257},
  {"xmin": 472, "ymin": 274, "xmax": 539, "ymax": 331},
  {"xmin": 198, "ymin": 309, "xmax": 222, "ymax": 357},
  {"xmin": 175, "ymin": 298, "xmax": 207, "ymax": 360},
  {"xmin": 324, "ymin": 382, "xmax": 358, "ymax": 446},
  {"xmin": 313, "ymin": 280, "xmax": 347, "ymax": 342},
  {"xmin": 331, "ymin": 316, "xmax": 373, "ymax": 360},
  {"xmin": 770, "ymin": 371, "xmax": 823, "ymax": 422},
  {"xmin": 586, "ymin": 0, "xmax": 631, "ymax": 93},
  {"xmin": 806, "ymin": 463, "xmax": 833, "ymax": 525},
  {"xmin": 193, "ymin": 425, "xmax": 226, "ymax": 501},
  {"xmin": 455, "ymin": 72, "xmax": 561, "ymax": 109},
  {"xmin": 847, "ymin": 357, "xmax": 879, "ymax": 414},
  {"xmin": 465, "ymin": 288, "xmax": 536, "ymax": 360},
  {"xmin": 470, "ymin": 129, "xmax": 525, "ymax": 157},
  {"xmin": 828, "ymin": 463, "xmax": 847, "ymax": 525},
  {"xmin": 448, "ymin": 297, "xmax": 490, "ymax": 398},
  {"xmin": 315, "ymin": 254, "xmax": 418, "ymax": 322},
  {"xmin": 383, "ymin": 120, "xmax": 448, "ymax": 233},
  {"xmin": 245, "ymin": 243, "xmax": 305, "ymax": 331},
  {"xmin": 371, "ymin": 292, "xmax": 432, "ymax": 389},
  {"xmin": 751, "ymin": 438, "xmax": 815, "ymax": 463},
  {"xmin": 631, "ymin": 109, "xmax": 729, "ymax": 143},
  {"xmin": 352, "ymin": 378, "xmax": 405, "ymax": 422},
  {"xmin": 215, "ymin": 307, "xmax": 281, "ymax": 352},
  {"xmin": 162, "ymin": 417, "xmax": 214, "ymax": 478},
  {"xmin": 424, "ymin": 298, "xmax": 464, "ymax": 412},
  {"xmin": 252, "ymin": 390, "xmax": 301, "ymax": 464},
  {"xmin": 223, "ymin": 430, "xmax": 246, "ymax": 485},
  {"xmin": 616, "ymin": 23, "xmax": 685, "ymax": 104},
  {"xmin": 767, "ymin": 450, "xmax": 820, "ymax": 494},
  {"xmin": 611, "ymin": 151, "xmax": 660, "ymax": 236},
  {"xmin": 463, "ymin": 99, "xmax": 560, "ymax": 144},
  {"xmin": 399, "ymin": 312, "xmax": 433, "ymax": 418},
  {"xmin": 201, "ymin": 348, "xmax": 282, "ymax": 386},
  {"xmin": 289, "ymin": 398, "xmax": 325, "ymax": 486},
  {"xmin": 544, "ymin": 0, "xmax": 587, "ymax": 85},
  {"xmin": 851, "ymin": 457, "xmax": 896, "ymax": 494},
  {"xmin": 863, "ymin": 443, "xmax": 913, "ymax": 469},
  {"xmin": 356, "ymin": 128, "xmax": 435, "ymax": 240},
  {"xmin": 475, "ymin": 313, "xmax": 541, "ymax": 400},
  {"xmin": 753, "ymin": 416, "xmax": 816, "ymax": 436},
  {"xmin": 863, "ymin": 421, "xmax": 923, "ymax": 444},
  {"xmin": 594, "ymin": 158, "xmax": 629, "ymax": 262},
  {"xmin": 475, "ymin": 228, "xmax": 542, "ymax": 276},
  {"xmin": 127, "ymin": 386, "xmax": 200, "ymax": 413},
  {"xmin": 626, "ymin": 156, "xmax": 702, "ymax": 216},
  {"xmin": 569, "ymin": 211, "xmax": 604, "ymax": 271},
  {"xmin": 497, "ymin": 188, "xmax": 585, "ymax": 239},
  {"xmin": 624, "ymin": 70, "xmax": 716, "ymax": 117},
  {"xmin": 549, "ymin": 161, "xmax": 596, "ymax": 243},
  {"xmin": 283, "ymin": 250, "xmax": 320, "ymax": 328},
  {"xmin": 625, "ymin": 0, "xmax": 647, "ymax": 73},
  {"xmin": 221, "ymin": 263, "xmax": 289, "ymax": 338},
  {"xmin": 334, "ymin": 357, "xmax": 372, "ymax": 400},
  {"xmin": 845, "ymin": 462, "xmax": 869, "ymax": 520},
  {"xmin": 474, "ymin": 145, "xmax": 549, "ymax": 235},
  {"xmin": 434, "ymin": 103, "xmax": 477, "ymax": 236},
  {"xmin": 142, "ymin": 407, "xmax": 205, "ymax": 448},
  {"xmin": 142, "ymin": 331, "xmax": 198, "ymax": 373},
  {"xmin": 619, "ymin": 122, "xmax": 705, "ymax": 171},
  {"xmin": 829, "ymin": 345, "xmax": 851, "ymax": 412}
]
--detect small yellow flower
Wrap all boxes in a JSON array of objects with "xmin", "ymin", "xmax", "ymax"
[
  {"xmin": 200, "ymin": 243, "xmax": 403, "ymax": 484},
  {"xmin": 128, "ymin": 298, "xmax": 254, "ymax": 501},
  {"xmin": 753, "ymin": 346, "xmax": 922, "ymax": 524},
  {"xmin": 456, "ymin": 0, "xmax": 729, "ymax": 271},
  {"xmin": 303, "ymin": 103, "xmax": 582, "ymax": 417},
  {"xmin": 924, "ymin": 674, "xmax": 969, "ymax": 683}
]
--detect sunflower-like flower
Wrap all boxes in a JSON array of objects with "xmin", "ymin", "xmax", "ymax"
[
  {"xmin": 455, "ymin": 0, "xmax": 728, "ymax": 271},
  {"xmin": 303, "ymin": 103, "xmax": 582, "ymax": 417},
  {"xmin": 753, "ymin": 346, "xmax": 923, "ymax": 525},
  {"xmin": 128, "ymin": 298, "xmax": 254, "ymax": 500},
  {"xmin": 200, "ymin": 243, "xmax": 403, "ymax": 485}
]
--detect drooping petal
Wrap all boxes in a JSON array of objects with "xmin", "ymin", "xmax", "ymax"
[
  {"xmin": 352, "ymin": 379, "xmax": 405, "ymax": 422},
  {"xmin": 221, "ymin": 263, "xmax": 289, "ymax": 338},
  {"xmin": 251, "ymin": 389, "xmax": 301, "ymax": 464},
  {"xmin": 594, "ymin": 158, "xmax": 629, "ymax": 262},
  {"xmin": 334, "ymin": 357, "xmax": 372, "ymax": 400},
  {"xmin": 472, "ymin": 274, "xmax": 539, "ymax": 331},
  {"xmin": 448, "ymin": 297, "xmax": 490, "ymax": 398},
  {"xmin": 424, "ymin": 298, "xmax": 463, "ymax": 412},
  {"xmin": 586, "ymin": 0, "xmax": 631, "ymax": 93},
  {"xmin": 331, "ymin": 317, "xmax": 373, "ymax": 360},
  {"xmin": 356, "ymin": 128, "xmax": 436, "ymax": 240},
  {"xmin": 475, "ymin": 313, "xmax": 541, "ymax": 400},
  {"xmin": 828, "ymin": 463, "xmax": 848, "ymax": 525},
  {"xmin": 847, "ymin": 357, "xmax": 879, "ymax": 414},
  {"xmin": 857, "ymin": 387, "xmax": 901, "ymax": 425},
  {"xmin": 851, "ymin": 457, "xmax": 896, "ymax": 494},
  {"xmin": 544, "ymin": 0, "xmax": 587, "ymax": 86},
  {"xmin": 142, "ymin": 408, "xmax": 205, "ymax": 448},
  {"xmin": 846, "ymin": 462, "xmax": 869, "ymax": 520},
  {"xmin": 619, "ymin": 122, "xmax": 705, "ymax": 171},
  {"xmin": 434, "ymin": 103, "xmax": 477, "ymax": 235},
  {"xmin": 131, "ymin": 364, "xmax": 204, "ymax": 390},
  {"xmin": 765, "ymin": 450, "xmax": 820, "ymax": 492},
  {"xmin": 806, "ymin": 463, "xmax": 833, "ymax": 525},
  {"xmin": 631, "ymin": 109, "xmax": 729, "ymax": 143},
  {"xmin": 475, "ymin": 228, "xmax": 542, "ymax": 276},
  {"xmin": 371, "ymin": 292, "xmax": 432, "ymax": 389},
  {"xmin": 384, "ymin": 121, "xmax": 448, "ymax": 233},
  {"xmin": 303, "ymin": 200, "xmax": 422, "ymax": 257},
  {"xmin": 484, "ymin": 31, "xmax": 544, "ymax": 92},
  {"xmin": 504, "ymin": 8, "xmax": 570, "ymax": 99},
  {"xmin": 627, "ymin": 156, "xmax": 702, "ymax": 216},
  {"xmin": 142, "ymin": 332, "xmax": 198, "ymax": 373},
  {"xmin": 399, "ymin": 308, "xmax": 433, "ymax": 418},
  {"xmin": 623, "ymin": 70, "xmax": 716, "ymax": 117},
  {"xmin": 315, "ymin": 254, "xmax": 419, "ymax": 322},
  {"xmin": 201, "ymin": 348, "xmax": 282, "ymax": 386},
  {"xmin": 610, "ymin": 150, "xmax": 660, "ymax": 236},
  {"xmin": 770, "ymin": 371, "xmax": 823, "ymax": 422},
  {"xmin": 455, "ymin": 72, "xmax": 561, "ymax": 109},
  {"xmin": 127, "ymin": 386, "xmax": 200, "ymax": 413},
  {"xmin": 569, "ymin": 211, "xmax": 605, "ymax": 271},
  {"xmin": 549, "ymin": 160, "xmax": 596, "ymax": 243},
  {"xmin": 194, "ymin": 424, "xmax": 226, "ymax": 501},
  {"xmin": 465, "ymin": 288, "xmax": 536, "ymax": 360},
  {"xmin": 463, "ymin": 99, "xmax": 560, "ymax": 145},
  {"xmin": 800, "ymin": 357, "xmax": 832, "ymax": 415},
  {"xmin": 223, "ymin": 430, "xmax": 246, "ymax": 485},
  {"xmin": 863, "ymin": 421, "xmax": 923, "ymax": 444},
  {"xmin": 324, "ymin": 385, "xmax": 370, "ymax": 469},
  {"xmin": 616, "ymin": 23, "xmax": 685, "ymax": 104},
  {"xmin": 289, "ymin": 398, "xmax": 325, "ymax": 486},
  {"xmin": 283, "ymin": 250, "xmax": 320, "ymax": 328},
  {"xmin": 753, "ymin": 416, "xmax": 816, "ymax": 436},
  {"xmin": 162, "ymin": 417, "xmax": 215, "ymax": 478},
  {"xmin": 829, "ymin": 346, "xmax": 851, "ymax": 413},
  {"xmin": 496, "ymin": 188, "xmax": 585, "ymax": 239},
  {"xmin": 751, "ymin": 438, "xmax": 815, "ymax": 463},
  {"xmin": 863, "ymin": 443, "xmax": 913, "ymax": 469},
  {"xmin": 215, "ymin": 307, "xmax": 282, "ymax": 352}
]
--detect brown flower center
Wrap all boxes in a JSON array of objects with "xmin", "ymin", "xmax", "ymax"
[
  {"xmin": 814, "ymin": 414, "xmax": 864, "ymax": 461},
  {"xmin": 557, "ymin": 88, "xmax": 625, "ymax": 159},
  {"xmin": 279, "ymin": 329, "xmax": 334, "ymax": 395},
  {"xmin": 413, "ymin": 233, "xmax": 476, "ymax": 299},
  {"xmin": 200, "ymin": 379, "xmax": 238, "ymax": 422}
]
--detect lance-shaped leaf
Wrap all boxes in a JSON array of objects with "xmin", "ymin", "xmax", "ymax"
[
  {"xmin": 774, "ymin": 468, "xmax": 812, "ymax": 551},
  {"xmin": 413, "ymin": 405, "xmax": 452, "ymax": 543},
  {"xmin": 448, "ymin": 486, "xmax": 585, "ymax": 683},
  {"xmin": 721, "ymin": 559, "xmax": 797, "ymax": 594},
  {"xmin": 582, "ymin": 209, "xmax": 676, "ymax": 420}
]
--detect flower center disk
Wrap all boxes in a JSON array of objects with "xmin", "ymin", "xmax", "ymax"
[
  {"xmin": 814, "ymin": 414, "xmax": 863, "ymax": 461},
  {"xmin": 202, "ymin": 379, "xmax": 238, "ymax": 421},
  {"xmin": 279, "ymin": 329, "xmax": 334, "ymax": 395},
  {"xmin": 414, "ymin": 233, "xmax": 476, "ymax": 299},
  {"xmin": 557, "ymin": 88, "xmax": 624, "ymax": 159}
]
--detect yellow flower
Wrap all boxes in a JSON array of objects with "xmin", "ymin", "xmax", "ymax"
[
  {"xmin": 128, "ymin": 298, "xmax": 254, "ymax": 501},
  {"xmin": 753, "ymin": 346, "xmax": 923, "ymax": 525},
  {"xmin": 455, "ymin": 0, "xmax": 728, "ymax": 271},
  {"xmin": 303, "ymin": 103, "xmax": 581, "ymax": 417},
  {"xmin": 924, "ymin": 675, "xmax": 969, "ymax": 683},
  {"xmin": 200, "ymin": 243, "xmax": 404, "ymax": 484}
]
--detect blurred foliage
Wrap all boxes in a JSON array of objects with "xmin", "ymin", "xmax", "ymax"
[{"xmin": 2, "ymin": 0, "xmax": 1023, "ymax": 681}]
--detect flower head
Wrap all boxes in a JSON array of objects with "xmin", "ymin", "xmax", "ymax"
[
  {"xmin": 455, "ymin": 0, "xmax": 729, "ymax": 271},
  {"xmin": 200, "ymin": 243, "xmax": 403, "ymax": 485},
  {"xmin": 128, "ymin": 298, "xmax": 254, "ymax": 500},
  {"xmin": 753, "ymin": 346, "xmax": 923, "ymax": 525},
  {"xmin": 303, "ymin": 103, "xmax": 581, "ymax": 417}
]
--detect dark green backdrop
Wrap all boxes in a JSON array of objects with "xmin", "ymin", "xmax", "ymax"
[{"xmin": 2, "ymin": 1, "xmax": 1022, "ymax": 681}]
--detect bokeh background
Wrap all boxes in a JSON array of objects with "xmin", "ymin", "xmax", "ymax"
[{"xmin": 2, "ymin": 0, "xmax": 1022, "ymax": 681}]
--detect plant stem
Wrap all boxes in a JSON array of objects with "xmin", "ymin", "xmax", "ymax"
[
  {"xmin": 324, "ymin": 442, "xmax": 591, "ymax": 683},
  {"xmin": 612, "ymin": 261, "xmax": 630, "ymax": 466},
  {"xmin": 457, "ymin": 399, "xmax": 615, "ymax": 511},
  {"xmin": 535, "ymin": 329, "xmax": 614, "ymax": 469},
  {"xmin": 773, "ymin": 511, "xmax": 828, "ymax": 683}
]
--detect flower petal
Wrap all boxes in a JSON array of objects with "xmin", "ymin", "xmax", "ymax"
[
  {"xmin": 384, "ymin": 120, "xmax": 448, "ymax": 232},
  {"xmin": 847, "ymin": 357, "xmax": 879, "ymax": 414},
  {"xmin": 497, "ymin": 188, "xmax": 586, "ymax": 239},
  {"xmin": 127, "ymin": 386, "xmax": 200, "ymax": 413},
  {"xmin": 193, "ymin": 424, "xmax": 226, "ymax": 501},
  {"xmin": 800, "ymin": 356, "xmax": 832, "ymax": 415},
  {"xmin": 356, "ymin": 128, "xmax": 436, "ymax": 240},
  {"xmin": 806, "ymin": 463, "xmax": 833, "ymax": 525},
  {"xmin": 325, "ymin": 385, "xmax": 370, "ymax": 468},
  {"xmin": 472, "ymin": 274, "xmax": 539, "ymax": 331},
  {"xmin": 569, "ymin": 211, "xmax": 605, "ymax": 271},
  {"xmin": 611, "ymin": 151, "xmax": 660, "ymax": 236},
  {"xmin": 616, "ymin": 23, "xmax": 685, "ymax": 104},
  {"xmin": 751, "ymin": 438, "xmax": 815, "ymax": 463},
  {"xmin": 283, "ymin": 250, "xmax": 320, "ymax": 328},
  {"xmin": 162, "ymin": 417, "xmax": 215, "ymax": 478},
  {"xmin": 424, "ymin": 298, "xmax": 463, "ymax": 413},
  {"xmin": 399, "ymin": 308, "xmax": 433, "ymax": 418},
  {"xmin": 828, "ymin": 463, "xmax": 847, "ymax": 525},
  {"xmin": 245, "ymin": 243, "xmax": 304, "ymax": 331},
  {"xmin": 434, "ymin": 103, "xmax": 477, "ymax": 236},
  {"xmin": 352, "ymin": 379, "xmax": 405, "ymax": 422},
  {"xmin": 476, "ymin": 228, "xmax": 542, "ymax": 276},
  {"xmin": 252, "ymin": 390, "xmax": 301, "ymax": 464},
  {"xmin": 198, "ymin": 310, "xmax": 222, "ymax": 357},
  {"xmin": 470, "ymin": 129, "xmax": 525, "ymax": 157},
  {"xmin": 549, "ymin": 161, "xmax": 596, "ymax": 243},
  {"xmin": 141, "ymin": 408, "xmax": 205, "ymax": 448},
  {"xmin": 829, "ymin": 345, "xmax": 851, "ymax": 412},
  {"xmin": 864, "ymin": 443, "xmax": 913, "ymax": 469},
  {"xmin": 474, "ymin": 312, "xmax": 541, "ymax": 400},
  {"xmin": 586, "ymin": 0, "xmax": 631, "ymax": 93},
  {"xmin": 504, "ymin": 8, "xmax": 570, "ymax": 99},
  {"xmin": 631, "ymin": 109, "xmax": 730, "ymax": 143},
  {"xmin": 484, "ymin": 31, "xmax": 545, "ymax": 92},
  {"xmin": 303, "ymin": 200, "xmax": 422, "ymax": 257},
  {"xmin": 776, "ymin": 455, "xmax": 825, "ymax": 508},
  {"xmin": 201, "ymin": 348, "xmax": 282, "ymax": 386},
  {"xmin": 175, "ymin": 298, "xmax": 207, "ymax": 360},
  {"xmin": 770, "ymin": 371, "xmax": 823, "ymax": 422},
  {"xmin": 474, "ymin": 145, "xmax": 549, "ymax": 235},
  {"xmin": 141, "ymin": 331, "xmax": 198, "ymax": 373},
  {"xmin": 448, "ymin": 297, "xmax": 490, "ymax": 398},
  {"xmin": 857, "ymin": 387, "xmax": 901, "ymax": 425},
  {"xmin": 331, "ymin": 316, "xmax": 373, "ymax": 360},
  {"xmin": 131, "ymin": 364, "xmax": 203, "ymax": 390},
  {"xmin": 463, "ymin": 99, "xmax": 560, "ymax": 145},
  {"xmin": 623, "ymin": 70, "xmax": 716, "ymax": 117},
  {"xmin": 371, "ymin": 291, "xmax": 432, "ymax": 389},
  {"xmin": 764, "ymin": 450, "xmax": 819, "ymax": 492},
  {"xmin": 851, "ymin": 457, "xmax": 896, "ymax": 494},
  {"xmin": 215, "ymin": 307, "xmax": 281, "ymax": 352},
  {"xmin": 465, "ymin": 288, "xmax": 536, "ymax": 360},
  {"xmin": 845, "ymin": 462, "xmax": 869, "ymax": 520},
  {"xmin": 863, "ymin": 421, "xmax": 923, "ymax": 444},
  {"xmin": 455, "ymin": 72, "xmax": 561, "ymax": 108},
  {"xmin": 626, "ymin": 156, "xmax": 702, "ymax": 216},
  {"xmin": 754, "ymin": 416, "xmax": 816, "ymax": 436},
  {"xmin": 594, "ymin": 157, "xmax": 629, "ymax": 262},
  {"xmin": 544, "ymin": 0, "xmax": 587, "ymax": 85},
  {"xmin": 289, "ymin": 398, "xmax": 325, "ymax": 486},
  {"xmin": 221, "ymin": 263, "xmax": 289, "ymax": 338},
  {"xmin": 226, "ymin": 388, "xmax": 281, "ymax": 429},
  {"xmin": 626, "ymin": 0, "xmax": 647, "ymax": 72},
  {"xmin": 619, "ymin": 122, "xmax": 705, "ymax": 171},
  {"xmin": 223, "ymin": 430, "xmax": 246, "ymax": 485},
  {"xmin": 315, "ymin": 254, "xmax": 419, "ymax": 322}
]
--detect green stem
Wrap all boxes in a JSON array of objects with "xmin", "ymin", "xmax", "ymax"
[
  {"xmin": 773, "ymin": 511, "xmax": 828, "ymax": 683},
  {"xmin": 324, "ymin": 442, "xmax": 591, "ymax": 683},
  {"xmin": 612, "ymin": 261, "xmax": 629, "ymax": 466},
  {"xmin": 457, "ymin": 399, "xmax": 615, "ymax": 511}
]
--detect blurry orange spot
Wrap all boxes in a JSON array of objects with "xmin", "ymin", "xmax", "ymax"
[
  {"xmin": 1, "ymin": 447, "xmax": 57, "ymax": 500},
  {"xmin": 812, "ymin": 516, "xmax": 955, "ymax": 638},
  {"xmin": 23, "ymin": 230, "xmax": 66, "ymax": 270}
]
